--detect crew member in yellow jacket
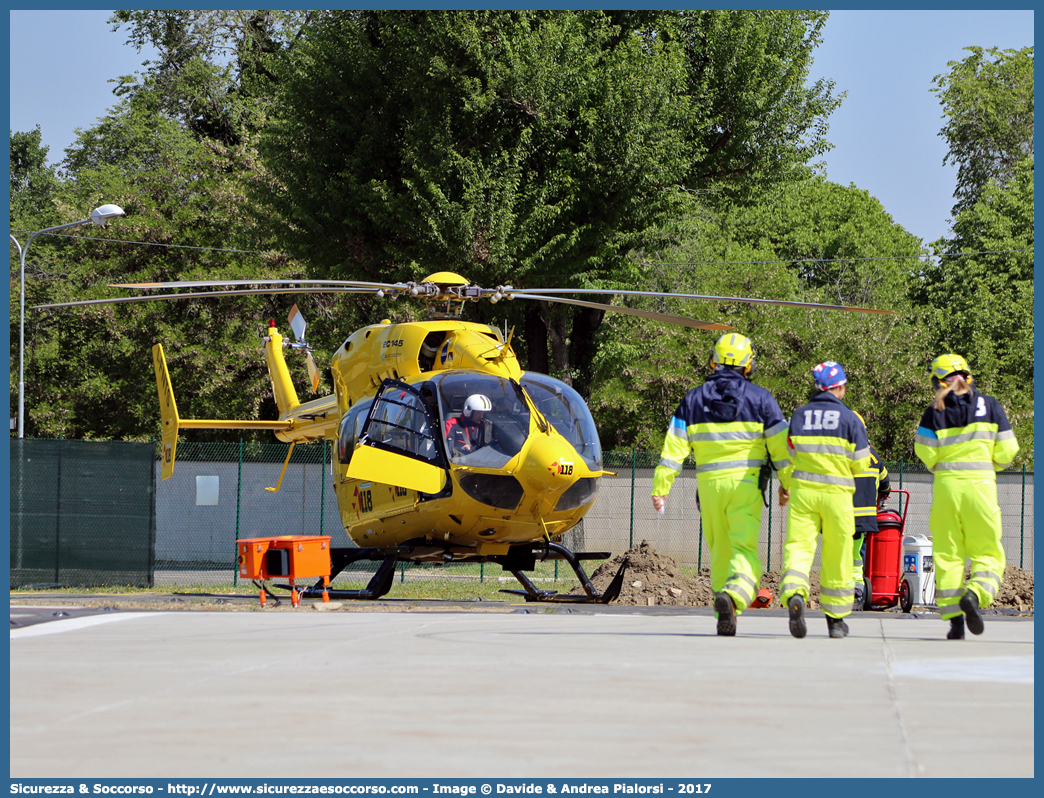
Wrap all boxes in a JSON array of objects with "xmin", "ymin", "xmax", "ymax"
[
  {"xmin": 778, "ymin": 361, "xmax": 870, "ymax": 639},
  {"xmin": 915, "ymin": 354, "xmax": 1018, "ymax": 639},
  {"xmin": 651, "ymin": 334, "xmax": 791, "ymax": 636}
]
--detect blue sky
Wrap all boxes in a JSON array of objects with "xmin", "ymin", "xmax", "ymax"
[{"xmin": 8, "ymin": 8, "xmax": 1035, "ymax": 246}]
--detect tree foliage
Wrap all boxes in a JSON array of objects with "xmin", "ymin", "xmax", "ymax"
[
  {"xmin": 254, "ymin": 10, "xmax": 841, "ymax": 385},
  {"xmin": 11, "ymin": 25, "xmax": 317, "ymax": 441},
  {"xmin": 932, "ymin": 45, "xmax": 1034, "ymax": 216},
  {"xmin": 589, "ymin": 178, "xmax": 929, "ymax": 460},
  {"xmin": 916, "ymin": 158, "xmax": 1034, "ymax": 464},
  {"xmin": 10, "ymin": 127, "xmax": 61, "ymax": 229},
  {"xmin": 107, "ymin": 10, "xmax": 314, "ymax": 145},
  {"xmin": 918, "ymin": 44, "xmax": 1034, "ymax": 465},
  {"xmin": 660, "ymin": 10, "xmax": 840, "ymax": 196}
]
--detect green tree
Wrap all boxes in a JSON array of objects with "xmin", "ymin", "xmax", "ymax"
[
  {"xmin": 589, "ymin": 179, "xmax": 929, "ymax": 461},
  {"xmin": 10, "ymin": 127, "xmax": 60, "ymax": 229},
  {"xmin": 917, "ymin": 158, "xmax": 1034, "ymax": 464},
  {"xmin": 920, "ymin": 44, "xmax": 1034, "ymax": 465},
  {"xmin": 17, "ymin": 86, "xmax": 323, "ymax": 440},
  {"xmin": 254, "ymin": 10, "xmax": 842, "ymax": 386},
  {"xmin": 722, "ymin": 177, "xmax": 922, "ymax": 308},
  {"xmin": 9, "ymin": 11, "xmax": 352, "ymax": 441},
  {"xmin": 932, "ymin": 45, "xmax": 1034, "ymax": 216},
  {"xmin": 107, "ymin": 10, "xmax": 313, "ymax": 145},
  {"xmin": 660, "ymin": 10, "xmax": 841, "ymax": 197},
  {"xmin": 11, "ymin": 127, "xmax": 74, "ymax": 428}
]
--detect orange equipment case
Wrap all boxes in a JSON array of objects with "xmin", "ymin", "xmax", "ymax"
[{"xmin": 238, "ymin": 535, "xmax": 332, "ymax": 606}]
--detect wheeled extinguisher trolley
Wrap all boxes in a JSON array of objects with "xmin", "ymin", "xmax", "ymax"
[{"xmin": 862, "ymin": 489, "xmax": 914, "ymax": 612}]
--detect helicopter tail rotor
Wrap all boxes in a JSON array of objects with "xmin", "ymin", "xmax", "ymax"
[{"xmin": 287, "ymin": 304, "xmax": 321, "ymax": 394}]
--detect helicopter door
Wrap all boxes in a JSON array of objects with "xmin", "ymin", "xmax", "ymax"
[{"xmin": 346, "ymin": 380, "xmax": 449, "ymax": 494}]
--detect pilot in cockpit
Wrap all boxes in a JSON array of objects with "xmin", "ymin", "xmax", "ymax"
[{"xmin": 445, "ymin": 394, "xmax": 493, "ymax": 455}]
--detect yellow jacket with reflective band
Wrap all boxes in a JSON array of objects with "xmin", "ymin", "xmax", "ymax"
[
  {"xmin": 782, "ymin": 391, "xmax": 870, "ymax": 493},
  {"xmin": 914, "ymin": 387, "xmax": 1018, "ymax": 476},
  {"xmin": 652, "ymin": 369, "xmax": 791, "ymax": 495}
]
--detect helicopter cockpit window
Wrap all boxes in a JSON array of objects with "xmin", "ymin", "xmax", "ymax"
[
  {"xmin": 363, "ymin": 384, "xmax": 442, "ymax": 465},
  {"xmin": 337, "ymin": 400, "xmax": 372, "ymax": 465},
  {"xmin": 431, "ymin": 372, "xmax": 531, "ymax": 468},
  {"xmin": 520, "ymin": 374, "xmax": 603, "ymax": 471}
]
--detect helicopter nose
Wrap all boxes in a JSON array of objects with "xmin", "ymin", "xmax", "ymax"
[{"xmin": 520, "ymin": 433, "xmax": 575, "ymax": 495}]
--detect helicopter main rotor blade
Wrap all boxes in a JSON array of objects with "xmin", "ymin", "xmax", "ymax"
[
  {"xmin": 506, "ymin": 288, "xmax": 894, "ymax": 315},
  {"xmin": 110, "ymin": 278, "xmax": 408, "ymax": 291},
  {"xmin": 32, "ymin": 287, "xmax": 377, "ymax": 310},
  {"xmin": 516, "ymin": 293, "xmax": 734, "ymax": 331}
]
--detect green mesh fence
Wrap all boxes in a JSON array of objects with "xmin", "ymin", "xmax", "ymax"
[
  {"xmin": 8, "ymin": 441, "xmax": 1036, "ymax": 591},
  {"xmin": 10, "ymin": 440, "xmax": 155, "ymax": 588}
]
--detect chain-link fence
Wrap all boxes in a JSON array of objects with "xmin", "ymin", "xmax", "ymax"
[{"xmin": 9, "ymin": 440, "xmax": 1035, "ymax": 591}]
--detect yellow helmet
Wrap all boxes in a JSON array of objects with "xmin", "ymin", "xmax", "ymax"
[
  {"xmin": 930, "ymin": 354, "xmax": 972, "ymax": 388},
  {"xmin": 710, "ymin": 333, "xmax": 754, "ymax": 376}
]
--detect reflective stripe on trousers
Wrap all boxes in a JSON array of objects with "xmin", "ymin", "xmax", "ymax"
[
  {"xmin": 929, "ymin": 474, "xmax": 1006, "ymax": 610},
  {"xmin": 697, "ymin": 475, "xmax": 765, "ymax": 614},
  {"xmin": 723, "ymin": 571, "xmax": 757, "ymax": 608},
  {"xmin": 782, "ymin": 485, "xmax": 856, "ymax": 617}
]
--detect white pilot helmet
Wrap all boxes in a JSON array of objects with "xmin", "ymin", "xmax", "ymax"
[{"xmin": 462, "ymin": 394, "xmax": 493, "ymax": 417}]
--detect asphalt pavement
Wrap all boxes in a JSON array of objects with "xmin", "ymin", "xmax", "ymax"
[{"xmin": 9, "ymin": 597, "xmax": 1034, "ymax": 779}]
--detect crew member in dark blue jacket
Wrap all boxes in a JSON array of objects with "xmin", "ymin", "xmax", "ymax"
[
  {"xmin": 850, "ymin": 413, "xmax": 891, "ymax": 608},
  {"xmin": 652, "ymin": 334, "xmax": 791, "ymax": 636},
  {"xmin": 778, "ymin": 361, "xmax": 870, "ymax": 639}
]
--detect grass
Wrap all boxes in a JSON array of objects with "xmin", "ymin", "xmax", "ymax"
[{"xmin": 10, "ymin": 561, "xmax": 589, "ymax": 603}]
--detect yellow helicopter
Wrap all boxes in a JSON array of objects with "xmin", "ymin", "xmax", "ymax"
[{"xmin": 38, "ymin": 272, "xmax": 890, "ymax": 602}]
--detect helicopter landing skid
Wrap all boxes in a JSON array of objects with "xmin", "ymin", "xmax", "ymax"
[
  {"xmin": 284, "ymin": 547, "xmax": 410, "ymax": 601},
  {"xmin": 496, "ymin": 541, "xmax": 626, "ymax": 604}
]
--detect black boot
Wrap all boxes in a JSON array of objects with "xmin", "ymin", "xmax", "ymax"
[
  {"xmin": 714, "ymin": 592, "xmax": 736, "ymax": 636},
  {"xmin": 947, "ymin": 616, "xmax": 965, "ymax": 640},
  {"xmin": 826, "ymin": 616, "xmax": 849, "ymax": 638},
  {"xmin": 959, "ymin": 591, "xmax": 984, "ymax": 635},
  {"xmin": 787, "ymin": 594, "xmax": 806, "ymax": 639}
]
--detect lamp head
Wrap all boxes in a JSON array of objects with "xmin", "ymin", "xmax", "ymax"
[{"xmin": 90, "ymin": 204, "xmax": 125, "ymax": 226}]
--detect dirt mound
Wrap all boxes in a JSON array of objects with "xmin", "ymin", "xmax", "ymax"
[
  {"xmin": 576, "ymin": 540, "xmax": 714, "ymax": 606},
  {"xmin": 987, "ymin": 564, "xmax": 1034, "ymax": 612},
  {"xmin": 759, "ymin": 570, "xmax": 823, "ymax": 610},
  {"xmin": 575, "ymin": 541, "xmax": 1034, "ymax": 612}
]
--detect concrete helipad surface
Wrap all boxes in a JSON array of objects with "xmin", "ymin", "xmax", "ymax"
[{"xmin": 9, "ymin": 599, "xmax": 1034, "ymax": 778}]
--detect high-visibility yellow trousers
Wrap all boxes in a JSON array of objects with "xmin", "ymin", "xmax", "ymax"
[
  {"xmin": 851, "ymin": 535, "xmax": 866, "ymax": 589},
  {"xmin": 781, "ymin": 483, "xmax": 856, "ymax": 619},
  {"xmin": 697, "ymin": 470, "xmax": 764, "ymax": 615},
  {"xmin": 930, "ymin": 474, "xmax": 1006, "ymax": 620}
]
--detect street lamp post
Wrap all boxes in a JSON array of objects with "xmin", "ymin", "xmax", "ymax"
[{"xmin": 10, "ymin": 204, "xmax": 125, "ymax": 438}]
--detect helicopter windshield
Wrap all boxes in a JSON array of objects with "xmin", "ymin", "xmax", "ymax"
[
  {"xmin": 431, "ymin": 372, "xmax": 531, "ymax": 468},
  {"xmin": 520, "ymin": 374, "xmax": 603, "ymax": 471}
]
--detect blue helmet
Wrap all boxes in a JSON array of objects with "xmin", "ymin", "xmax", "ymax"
[{"xmin": 813, "ymin": 361, "xmax": 847, "ymax": 390}]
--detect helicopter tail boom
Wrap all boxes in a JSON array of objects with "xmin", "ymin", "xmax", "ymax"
[
  {"xmin": 151, "ymin": 343, "xmax": 291, "ymax": 480},
  {"xmin": 153, "ymin": 344, "xmax": 181, "ymax": 481}
]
